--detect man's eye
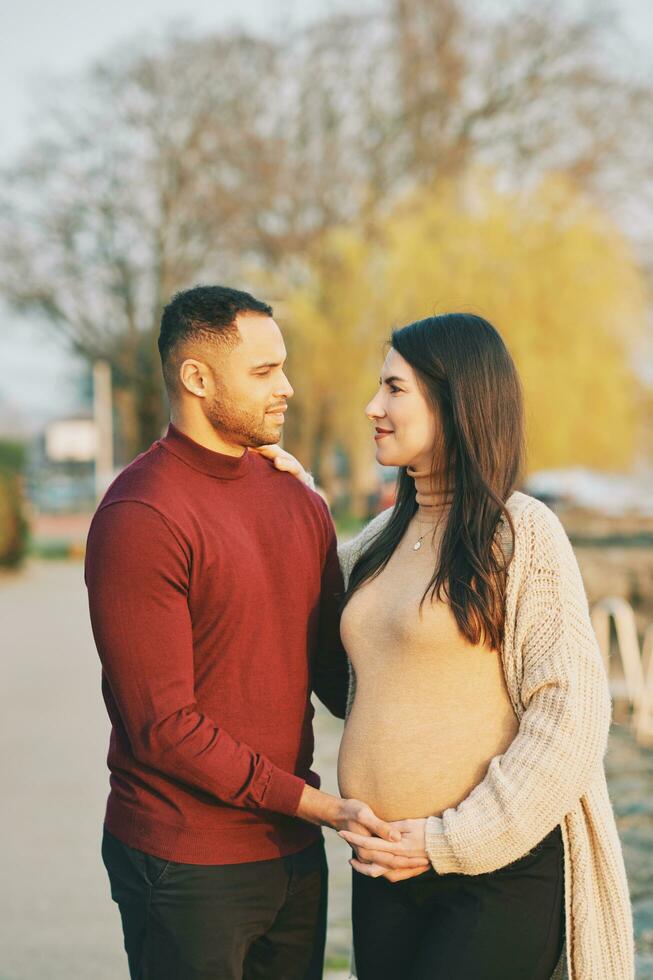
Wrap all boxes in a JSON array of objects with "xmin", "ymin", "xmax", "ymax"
[{"xmin": 256, "ymin": 370, "xmax": 272, "ymax": 377}]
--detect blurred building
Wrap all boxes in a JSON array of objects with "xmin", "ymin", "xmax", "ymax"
[
  {"xmin": 525, "ymin": 468, "xmax": 653, "ymax": 518},
  {"xmin": 27, "ymin": 415, "xmax": 98, "ymax": 514}
]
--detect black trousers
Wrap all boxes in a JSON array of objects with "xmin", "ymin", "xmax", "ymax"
[
  {"xmin": 352, "ymin": 825, "xmax": 565, "ymax": 980},
  {"xmin": 101, "ymin": 828, "xmax": 328, "ymax": 980}
]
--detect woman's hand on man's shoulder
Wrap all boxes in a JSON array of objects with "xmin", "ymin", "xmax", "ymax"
[{"xmin": 254, "ymin": 444, "xmax": 315, "ymax": 491}]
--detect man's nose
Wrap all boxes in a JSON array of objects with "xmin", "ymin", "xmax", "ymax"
[{"xmin": 278, "ymin": 373, "xmax": 294, "ymax": 399}]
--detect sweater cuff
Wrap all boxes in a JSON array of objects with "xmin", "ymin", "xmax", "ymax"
[
  {"xmin": 425, "ymin": 816, "xmax": 464, "ymax": 874},
  {"xmin": 261, "ymin": 767, "xmax": 306, "ymax": 817}
]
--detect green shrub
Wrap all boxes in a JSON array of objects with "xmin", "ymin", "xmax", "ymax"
[
  {"xmin": 0, "ymin": 440, "xmax": 26, "ymax": 473},
  {"xmin": 0, "ymin": 440, "xmax": 29, "ymax": 568}
]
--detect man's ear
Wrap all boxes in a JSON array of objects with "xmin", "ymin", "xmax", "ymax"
[{"xmin": 180, "ymin": 359, "xmax": 209, "ymax": 398}]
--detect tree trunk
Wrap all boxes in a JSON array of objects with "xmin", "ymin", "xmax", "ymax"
[
  {"xmin": 344, "ymin": 438, "xmax": 378, "ymax": 519},
  {"xmin": 113, "ymin": 386, "xmax": 141, "ymax": 466}
]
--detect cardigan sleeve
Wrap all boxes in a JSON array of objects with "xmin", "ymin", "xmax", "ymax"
[
  {"xmin": 425, "ymin": 502, "xmax": 612, "ymax": 875},
  {"xmin": 337, "ymin": 508, "xmax": 393, "ymax": 588}
]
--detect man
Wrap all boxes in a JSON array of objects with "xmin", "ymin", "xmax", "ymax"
[{"xmin": 84, "ymin": 285, "xmax": 400, "ymax": 980}]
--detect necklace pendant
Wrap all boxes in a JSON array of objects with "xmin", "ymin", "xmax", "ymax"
[{"xmin": 413, "ymin": 540, "xmax": 422, "ymax": 551}]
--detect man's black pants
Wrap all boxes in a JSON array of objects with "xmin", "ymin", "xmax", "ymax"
[{"xmin": 101, "ymin": 828, "xmax": 328, "ymax": 980}]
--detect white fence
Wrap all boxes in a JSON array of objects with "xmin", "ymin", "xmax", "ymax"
[{"xmin": 591, "ymin": 597, "xmax": 653, "ymax": 745}]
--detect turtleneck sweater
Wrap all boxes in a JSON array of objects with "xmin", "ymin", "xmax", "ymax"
[
  {"xmin": 405, "ymin": 464, "xmax": 454, "ymax": 544},
  {"xmin": 407, "ymin": 464, "xmax": 454, "ymax": 514},
  {"xmin": 337, "ymin": 468, "xmax": 519, "ymax": 822},
  {"xmin": 85, "ymin": 423, "xmax": 348, "ymax": 865}
]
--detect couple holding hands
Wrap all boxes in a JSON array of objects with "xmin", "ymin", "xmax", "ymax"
[{"xmin": 85, "ymin": 286, "xmax": 633, "ymax": 980}]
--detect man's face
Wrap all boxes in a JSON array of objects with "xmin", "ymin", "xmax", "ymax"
[{"xmin": 202, "ymin": 314, "xmax": 294, "ymax": 448}]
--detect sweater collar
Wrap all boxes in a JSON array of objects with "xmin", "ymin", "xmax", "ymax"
[
  {"xmin": 160, "ymin": 423, "xmax": 251, "ymax": 480},
  {"xmin": 407, "ymin": 465, "xmax": 454, "ymax": 520}
]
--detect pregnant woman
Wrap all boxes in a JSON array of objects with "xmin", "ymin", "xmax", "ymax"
[{"xmin": 264, "ymin": 312, "xmax": 633, "ymax": 980}]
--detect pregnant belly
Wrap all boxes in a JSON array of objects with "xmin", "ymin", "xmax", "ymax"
[{"xmin": 337, "ymin": 696, "xmax": 518, "ymax": 822}]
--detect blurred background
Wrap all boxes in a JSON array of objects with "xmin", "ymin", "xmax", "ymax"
[{"xmin": 1, "ymin": 0, "xmax": 652, "ymax": 977}]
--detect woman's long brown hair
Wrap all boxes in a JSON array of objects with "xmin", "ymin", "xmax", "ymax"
[{"xmin": 344, "ymin": 313, "xmax": 525, "ymax": 652}]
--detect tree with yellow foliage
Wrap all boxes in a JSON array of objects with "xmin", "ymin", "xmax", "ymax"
[{"xmin": 280, "ymin": 171, "xmax": 646, "ymax": 513}]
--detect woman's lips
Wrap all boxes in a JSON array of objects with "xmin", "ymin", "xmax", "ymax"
[{"xmin": 374, "ymin": 427, "xmax": 393, "ymax": 441}]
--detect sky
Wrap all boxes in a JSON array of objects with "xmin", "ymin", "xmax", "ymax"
[
  {"xmin": 1, "ymin": 0, "xmax": 652, "ymax": 434},
  {"xmin": 0, "ymin": 0, "xmax": 360, "ymax": 433}
]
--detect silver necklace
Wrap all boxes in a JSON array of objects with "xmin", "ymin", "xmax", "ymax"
[
  {"xmin": 413, "ymin": 507, "xmax": 447, "ymax": 550},
  {"xmin": 413, "ymin": 515, "xmax": 431, "ymax": 551}
]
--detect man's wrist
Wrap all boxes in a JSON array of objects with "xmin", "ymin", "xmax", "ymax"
[{"xmin": 295, "ymin": 784, "xmax": 341, "ymax": 828}]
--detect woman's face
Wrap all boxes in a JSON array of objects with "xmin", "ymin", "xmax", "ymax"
[{"xmin": 366, "ymin": 348, "xmax": 439, "ymax": 469}]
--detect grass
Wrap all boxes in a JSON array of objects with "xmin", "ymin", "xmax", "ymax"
[
  {"xmin": 27, "ymin": 539, "xmax": 85, "ymax": 560},
  {"xmin": 325, "ymin": 955, "xmax": 351, "ymax": 970},
  {"xmin": 334, "ymin": 514, "xmax": 367, "ymax": 540}
]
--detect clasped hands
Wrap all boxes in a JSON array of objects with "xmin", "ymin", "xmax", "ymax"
[{"xmin": 334, "ymin": 799, "xmax": 430, "ymax": 883}]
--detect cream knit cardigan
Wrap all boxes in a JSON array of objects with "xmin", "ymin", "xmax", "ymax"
[{"xmin": 338, "ymin": 491, "xmax": 634, "ymax": 980}]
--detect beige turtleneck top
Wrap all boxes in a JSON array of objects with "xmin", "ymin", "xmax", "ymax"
[{"xmin": 337, "ymin": 468, "xmax": 519, "ymax": 822}]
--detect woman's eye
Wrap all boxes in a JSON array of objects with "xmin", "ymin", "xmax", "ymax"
[{"xmin": 389, "ymin": 384, "xmax": 401, "ymax": 394}]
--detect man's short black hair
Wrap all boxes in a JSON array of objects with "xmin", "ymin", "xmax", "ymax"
[{"xmin": 158, "ymin": 285, "xmax": 273, "ymax": 396}]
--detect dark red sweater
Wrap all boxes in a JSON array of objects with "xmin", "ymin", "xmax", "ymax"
[{"xmin": 84, "ymin": 423, "xmax": 348, "ymax": 865}]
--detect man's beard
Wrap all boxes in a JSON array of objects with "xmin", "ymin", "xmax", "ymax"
[{"xmin": 203, "ymin": 391, "xmax": 282, "ymax": 447}]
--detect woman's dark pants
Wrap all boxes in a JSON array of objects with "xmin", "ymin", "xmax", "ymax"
[{"xmin": 352, "ymin": 825, "xmax": 565, "ymax": 980}]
